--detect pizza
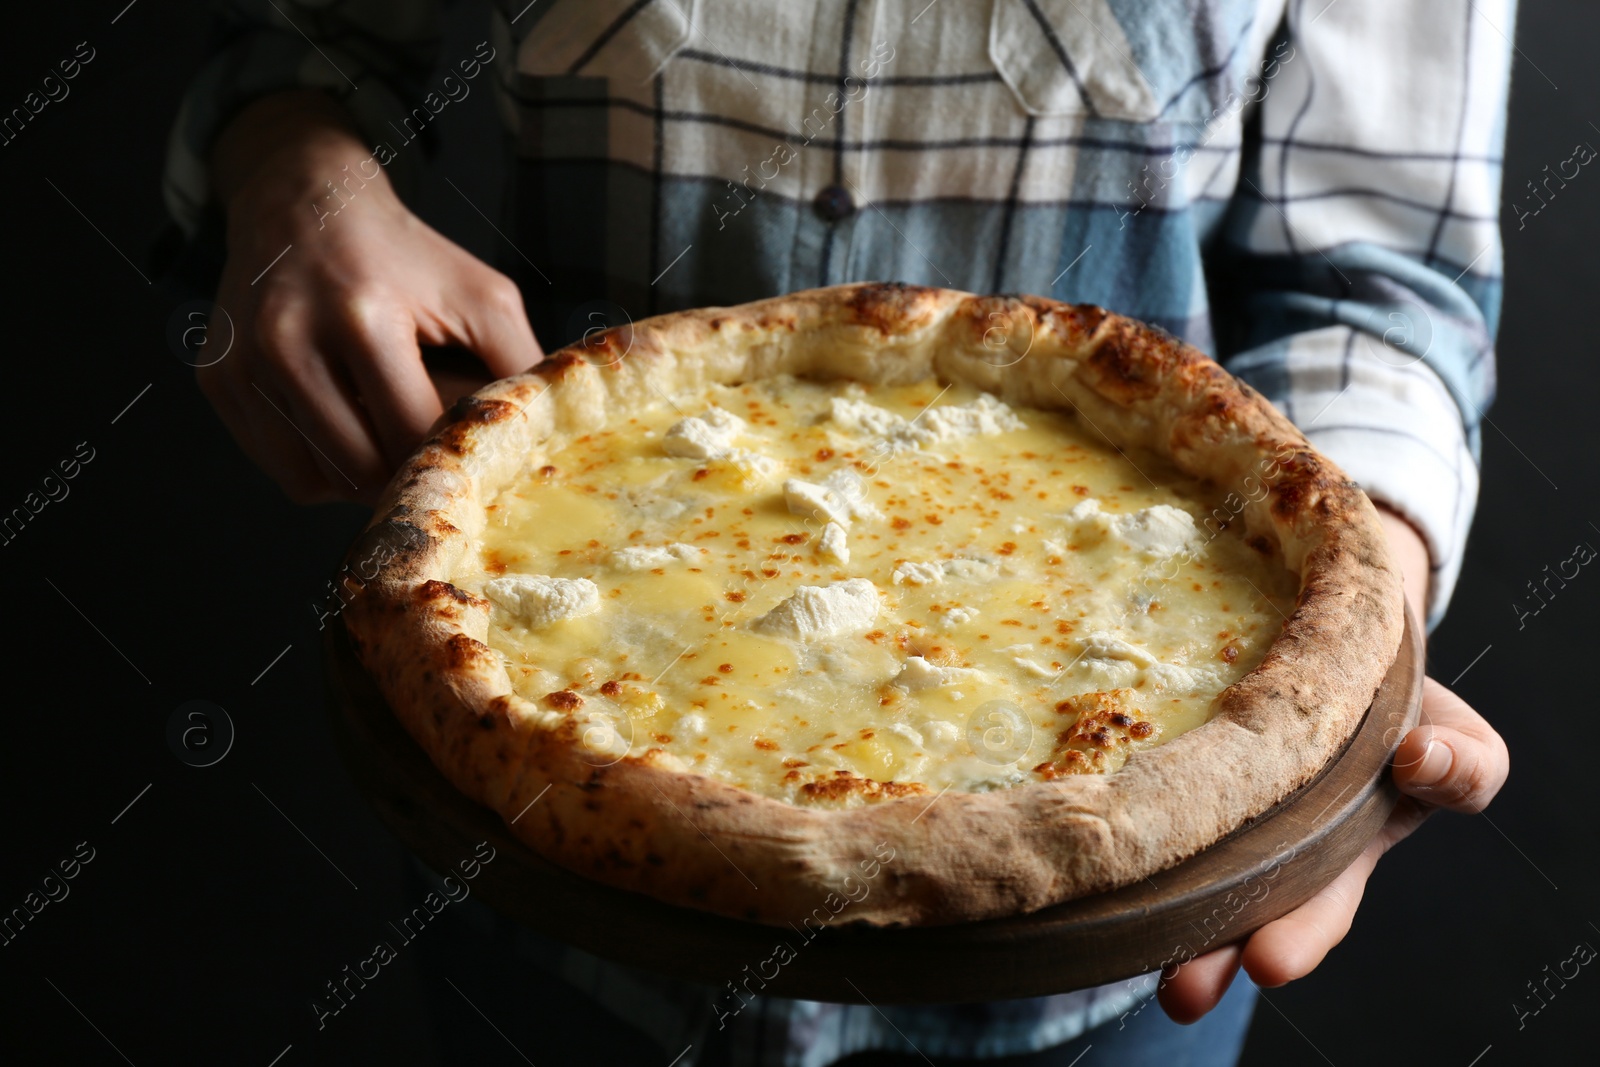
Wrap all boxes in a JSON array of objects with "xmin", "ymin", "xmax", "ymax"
[{"xmin": 342, "ymin": 283, "xmax": 1404, "ymax": 927}]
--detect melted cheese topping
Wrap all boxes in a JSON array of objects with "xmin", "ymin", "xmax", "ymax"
[{"xmin": 457, "ymin": 378, "xmax": 1297, "ymax": 807}]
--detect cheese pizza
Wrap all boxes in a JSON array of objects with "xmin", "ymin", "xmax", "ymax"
[{"xmin": 342, "ymin": 283, "xmax": 1403, "ymax": 926}]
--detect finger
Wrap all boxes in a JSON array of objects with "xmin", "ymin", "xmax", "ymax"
[
  {"xmin": 435, "ymin": 269, "xmax": 544, "ymax": 378},
  {"xmin": 1393, "ymin": 677, "xmax": 1509, "ymax": 814},
  {"xmin": 198, "ymin": 304, "xmax": 280, "ymax": 476},
  {"xmin": 196, "ymin": 361, "xmax": 248, "ymax": 452},
  {"xmin": 238, "ymin": 377, "xmax": 343, "ymax": 505},
  {"xmin": 258, "ymin": 337, "xmax": 389, "ymax": 496},
  {"xmin": 333, "ymin": 294, "xmax": 447, "ymax": 466},
  {"xmin": 1157, "ymin": 943, "xmax": 1242, "ymax": 1024},
  {"xmin": 246, "ymin": 305, "xmax": 383, "ymax": 501},
  {"xmin": 1240, "ymin": 836, "xmax": 1382, "ymax": 989},
  {"xmin": 197, "ymin": 345, "xmax": 337, "ymax": 504},
  {"xmin": 236, "ymin": 287, "xmax": 364, "ymax": 502}
]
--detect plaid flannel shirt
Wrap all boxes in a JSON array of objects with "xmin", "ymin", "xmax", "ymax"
[{"xmin": 165, "ymin": 1, "xmax": 1515, "ymax": 1063}]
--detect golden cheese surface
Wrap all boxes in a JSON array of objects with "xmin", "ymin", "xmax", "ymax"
[{"xmin": 453, "ymin": 376, "xmax": 1296, "ymax": 806}]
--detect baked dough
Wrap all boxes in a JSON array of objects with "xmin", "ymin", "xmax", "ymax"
[{"xmin": 343, "ymin": 283, "xmax": 1404, "ymax": 926}]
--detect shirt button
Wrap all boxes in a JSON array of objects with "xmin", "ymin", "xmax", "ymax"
[{"xmin": 813, "ymin": 184, "xmax": 855, "ymax": 222}]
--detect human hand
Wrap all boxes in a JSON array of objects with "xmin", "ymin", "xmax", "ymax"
[
  {"xmin": 199, "ymin": 91, "xmax": 542, "ymax": 504},
  {"xmin": 1156, "ymin": 509, "xmax": 1510, "ymax": 1023}
]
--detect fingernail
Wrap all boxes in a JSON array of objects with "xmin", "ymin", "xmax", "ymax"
[{"xmin": 1413, "ymin": 738, "xmax": 1453, "ymax": 787}]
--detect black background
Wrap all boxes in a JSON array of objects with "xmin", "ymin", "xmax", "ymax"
[{"xmin": 0, "ymin": 2, "xmax": 1594, "ymax": 1064}]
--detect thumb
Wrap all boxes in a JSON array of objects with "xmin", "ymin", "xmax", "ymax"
[{"xmin": 1392, "ymin": 677, "xmax": 1509, "ymax": 815}]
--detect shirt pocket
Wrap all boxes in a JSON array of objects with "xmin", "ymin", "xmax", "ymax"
[
  {"xmin": 988, "ymin": 0, "xmax": 1260, "ymax": 124},
  {"xmin": 516, "ymin": 0, "xmax": 696, "ymax": 83}
]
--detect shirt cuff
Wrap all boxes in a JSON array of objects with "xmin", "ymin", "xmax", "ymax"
[
  {"xmin": 163, "ymin": 29, "xmax": 429, "ymax": 236},
  {"xmin": 1241, "ymin": 326, "xmax": 1479, "ymax": 630}
]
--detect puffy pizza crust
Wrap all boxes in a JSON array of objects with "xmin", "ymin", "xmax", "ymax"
[{"xmin": 342, "ymin": 283, "xmax": 1404, "ymax": 927}]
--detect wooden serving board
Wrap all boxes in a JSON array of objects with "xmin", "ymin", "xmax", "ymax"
[{"xmin": 324, "ymin": 609, "xmax": 1422, "ymax": 1004}]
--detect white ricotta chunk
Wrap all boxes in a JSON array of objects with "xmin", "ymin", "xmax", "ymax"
[
  {"xmin": 1068, "ymin": 498, "xmax": 1104, "ymax": 523},
  {"xmin": 887, "ymin": 722, "xmax": 926, "ymax": 747},
  {"xmin": 892, "ymin": 560, "xmax": 946, "ymax": 586},
  {"xmin": 610, "ymin": 543, "xmax": 702, "ymax": 570},
  {"xmin": 1110, "ymin": 505, "xmax": 1200, "ymax": 557},
  {"xmin": 484, "ymin": 574, "xmax": 601, "ymax": 629},
  {"xmin": 942, "ymin": 605, "xmax": 980, "ymax": 627},
  {"xmin": 822, "ymin": 469, "xmax": 881, "ymax": 521},
  {"xmin": 819, "ymin": 521, "xmax": 850, "ymax": 564},
  {"xmin": 891, "ymin": 655, "xmax": 977, "ymax": 691},
  {"xmin": 1079, "ymin": 631, "xmax": 1159, "ymax": 666},
  {"xmin": 914, "ymin": 393, "xmax": 1027, "ymax": 442},
  {"xmin": 1066, "ymin": 498, "xmax": 1201, "ymax": 559},
  {"xmin": 662, "ymin": 407, "xmax": 745, "ymax": 459},
  {"xmin": 892, "ymin": 557, "xmax": 999, "ymax": 586},
  {"xmin": 725, "ymin": 448, "xmax": 781, "ymax": 482},
  {"xmin": 751, "ymin": 578, "xmax": 881, "ymax": 641},
  {"xmin": 828, "ymin": 393, "xmax": 1026, "ymax": 448},
  {"xmin": 783, "ymin": 478, "xmax": 851, "ymax": 526},
  {"xmin": 1144, "ymin": 661, "xmax": 1222, "ymax": 694},
  {"xmin": 829, "ymin": 397, "xmax": 908, "ymax": 437},
  {"xmin": 783, "ymin": 470, "xmax": 880, "ymax": 527}
]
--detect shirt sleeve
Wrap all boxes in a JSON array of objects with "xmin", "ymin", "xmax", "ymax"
[
  {"xmin": 162, "ymin": 0, "xmax": 445, "ymax": 237},
  {"xmin": 1209, "ymin": 0, "xmax": 1516, "ymax": 629}
]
